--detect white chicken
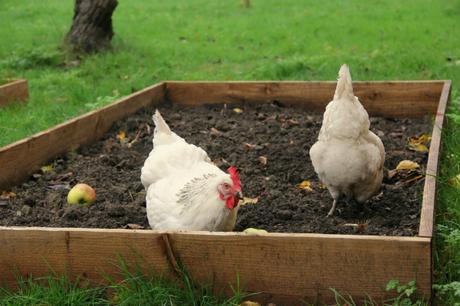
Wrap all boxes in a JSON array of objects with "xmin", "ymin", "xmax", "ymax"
[
  {"xmin": 141, "ymin": 110, "xmax": 243, "ymax": 231},
  {"xmin": 309, "ymin": 64, "xmax": 385, "ymax": 217}
]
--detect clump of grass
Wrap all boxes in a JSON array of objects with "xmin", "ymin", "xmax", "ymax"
[
  {"xmin": 0, "ymin": 47, "xmax": 66, "ymax": 70},
  {"xmin": 0, "ymin": 257, "xmax": 250, "ymax": 306},
  {"xmin": 434, "ymin": 92, "xmax": 460, "ymax": 305},
  {"xmin": 330, "ymin": 280, "xmax": 427, "ymax": 306},
  {"xmin": 107, "ymin": 257, "xmax": 248, "ymax": 306},
  {"xmin": 0, "ymin": 274, "xmax": 108, "ymax": 306}
]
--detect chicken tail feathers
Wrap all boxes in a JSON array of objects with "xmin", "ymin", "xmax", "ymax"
[
  {"xmin": 153, "ymin": 110, "xmax": 171, "ymax": 135},
  {"xmin": 334, "ymin": 64, "xmax": 355, "ymax": 100}
]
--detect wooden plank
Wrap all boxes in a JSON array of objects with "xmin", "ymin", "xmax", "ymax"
[
  {"xmin": 165, "ymin": 81, "xmax": 443, "ymax": 117},
  {"xmin": 0, "ymin": 79, "xmax": 29, "ymax": 107},
  {"xmin": 0, "ymin": 227, "xmax": 173, "ymax": 288},
  {"xmin": 0, "ymin": 82, "xmax": 165, "ymax": 189},
  {"xmin": 419, "ymin": 80, "xmax": 452, "ymax": 238},
  {"xmin": 0, "ymin": 228, "xmax": 432, "ymax": 304},
  {"xmin": 168, "ymin": 232, "xmax": 431, "ymax": 304}
]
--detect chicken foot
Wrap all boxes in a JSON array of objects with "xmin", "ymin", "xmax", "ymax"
[{"xmin": 327, "ymin": 199, "xmax": 337, "ymax": 217}]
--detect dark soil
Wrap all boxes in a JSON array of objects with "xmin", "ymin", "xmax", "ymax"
[{"xmin": 0, "ymin": 102, "xmax": 431, "ymax": 236}]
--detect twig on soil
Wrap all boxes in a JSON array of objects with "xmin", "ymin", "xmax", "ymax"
[{"xmin": 127, "ymin": 130, "xmax": 141, "ymax": 148}]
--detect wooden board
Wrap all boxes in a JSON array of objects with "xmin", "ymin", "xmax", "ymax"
[
  {"xmin": 0, "ymin": 227, "xmax": 173, "ymax": 288},
  {"xmin": 0, "ymin": 228, "xmax": 431, "ymax": 304},
  {"xmin": 0, "ymin": 79, "xmax": 29, "ymax": 107},
  {"xmin": 168, "ymin": 232, "xmax": 431, "ymax": 304},
  {"xmin": 165, "ymin": 81, "xmax": 444, "ymax": 117},
  {"xmin": 419, "ymin": 80, "xmax": 452, "ymax": 238},
  {"xmin": 0, "ymin": 82, "xmax": 165, "ymax": 189}
]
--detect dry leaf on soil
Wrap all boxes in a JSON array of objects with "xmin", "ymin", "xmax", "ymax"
[
  {"xmin": 117, "ymin": 131, "xmax": 127, "ymax": 142},
  {"xmin": 241, "ymin": 197, "xmax": 259, "ymax": 205},
  {"xmin": 243, "ymin": 142, "xmax": 256, "ymax": 150},
  {"xmin": 41, "ymin": 164, "xmax": 54, "ymax": 173},
  {"xmin": 408, "ymin": 134, "xmax": 431, "ymax": 152},
  {"xmin": 297, "ymin": 180, "xmax": 313, "ymax": 191},
  {"xmin": 0, "ymin": 191, "xmax": 16, "ymax": 199},
  {"xmin": 396, "ymin": 160, "xmax": 420, "ymax": 171},
  {"xmin": 258, "ymin": 156, "xmax": 267, "ymax": 166},
  {"xmin": 233, "ymin": 107, "xmax": 243, "ymax": 114},
  {"xmin": 210, "ymin": 127, "xmax": 222, "ymax": 136}
]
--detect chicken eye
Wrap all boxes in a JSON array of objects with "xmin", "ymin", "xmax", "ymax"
[{"xmin": 223, "ymin": 183, "xmax": 230, "ymax": 189}]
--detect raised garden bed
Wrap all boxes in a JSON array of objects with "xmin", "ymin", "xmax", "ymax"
[
  {"xmin": 0, "ymin": 79, "xmax": 28, "ymax": 107},
  {"xmin": 0, "ymin": 81, "xmax": 451, "ymax": 304},
  {"xmin": 0, "ymin": 103, "xmax": 431, "ymax": 236}
]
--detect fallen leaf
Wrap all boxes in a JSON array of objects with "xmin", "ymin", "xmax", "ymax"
[
  {"xmin": 117, "ymin": 131, "xmax": 127, "ymax": 141},
  {"xmin": 241, "ymin": 197, "xmax": 259, "ymax": 205},
  {"xmin": 318, "ymin": 182, "xmax": 327, "ymax": 189},
  {"xmin": 210, "ymin": 127, "xmax": 222, "ymax": 136},
  {"xmin": 243, "ymin": 228, "xmax": 268, "ymax": 235},
  {"xmin": 233, "ymin": 107, "xmax": 243, "ymax": 114},
  {"xmin": 1, "ymin": 191, "xmax": 16, "ymax": 199},
  {"xmin": 342, "ymin": 221, "xmax": 369, "ymax": 232},
  {"xmin": 408, "ymin": 134, "xmax": 431, "ymax": 152},
  {"xmin": 40, "ymin": 164, "xmax": 54, "ymax": 173},
  {"xmin": 258, "ymin": 156, "xmax": 267, "ymax": 166},
  {"xmin": 396, "ymin": 160, "xmax": 420, "ymax": 171},
  {"xmin": 412, "ymin": 134, "xmax": 431, "ymax": 143},
  {"xmin": 297, "ymin": 180, "xmax": 313, "ymax": 191},
  {"xmin": 243, "ymin": 142, "xmax": 256, "ymax": 150},
  {"xmin": 448, "ymin": 174, "xmax": 460, "ymax": 188},
  {"xmin": 288, "ymin": 139, "xmax": 295, "ymax": 145},
  {"xmin": 408, "ymin": 143, "xmax": 429, "ymax": 152}
]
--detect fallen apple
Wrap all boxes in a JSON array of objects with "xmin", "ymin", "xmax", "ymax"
[{"xmin": 67, "ymin": 183, "xmax": 96, "ymax": 205}]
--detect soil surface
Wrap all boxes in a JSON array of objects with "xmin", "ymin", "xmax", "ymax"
[{"xmin": 0, "ymin": 102, "xmax": 431, "ymax": 235}]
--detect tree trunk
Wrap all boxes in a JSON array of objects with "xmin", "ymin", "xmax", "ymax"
[{"xmin": 65, "ymin": 0, "xmax": 118, "ymax": 53}]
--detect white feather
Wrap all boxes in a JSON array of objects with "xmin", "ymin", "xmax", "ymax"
[
  {"xmin": 310, "ymin": 64, "xmax": 385, "ymax": 205},
  {"xmin": 141, "ymin": 110, "xmax": 238, "ymax": 231}
]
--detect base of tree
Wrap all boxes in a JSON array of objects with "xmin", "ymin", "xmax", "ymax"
[{"xmin": 65, "ymin": 0, "xmax": 118, "ymax": 53}]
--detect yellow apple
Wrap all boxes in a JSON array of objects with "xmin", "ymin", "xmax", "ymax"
[{"xmin": 67, "ymin": 183, "xmax": 96, "ymax": 205}]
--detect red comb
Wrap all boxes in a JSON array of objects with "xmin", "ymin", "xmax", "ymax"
[{"xmin": 227, "ymin": 166, "xmax": 241, "ymax": 191}]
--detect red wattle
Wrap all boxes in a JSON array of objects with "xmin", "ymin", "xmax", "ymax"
[{"xmin": 226, "ymin": 196, "xmax": 237, "ymax": 209}]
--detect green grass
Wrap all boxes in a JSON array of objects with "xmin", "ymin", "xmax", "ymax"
[
  {"xmin": 0, "ymin": 261, "xmax": 248, "ymax": 306},
  {"xmin": 0, "ymin": 0, "xmax": 460, "ymax": 305}
]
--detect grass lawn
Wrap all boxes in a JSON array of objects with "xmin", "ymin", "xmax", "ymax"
[{"xmin": 0, "ymin": 0, "xmax": 460, "ymax": 304}]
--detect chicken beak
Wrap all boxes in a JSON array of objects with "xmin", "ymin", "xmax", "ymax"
[{"xmin": 236, "ymin": 191, "xmax": 244, "ymax": 200}]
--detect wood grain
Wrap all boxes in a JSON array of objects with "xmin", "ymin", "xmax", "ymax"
[
  {"xmin": 0, "ymin": 79, "xmax": 29, "ymax": 107},
  {"xmin": 0, "ymin": 227, "xmax": 173, "ymax": 288},
  {"xmin": 165, "ymin": 81, "xmax": 444, "ymax": 117},
  {"xmin": 0, "ymin": 82, "xmax": 165, "ymax": 189},
  {"xmin": 0, "ymin": 228, "xmax": 431, "ymax": 304},
  {"xmin": 168, "ymin": 231, "xmax": 431, "ymax": 304},
  {"xmin": 419, "ymin": 80, "xmax": 452, "ymax": 238}
]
